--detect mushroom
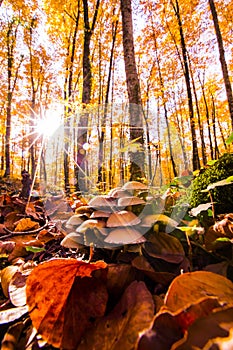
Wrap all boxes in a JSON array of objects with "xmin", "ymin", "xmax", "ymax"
[
  {"xmin": 106, "ymin": 210, "xmax": 141, "ymax": 227},
  {"xmin": 88, "ymin": 195, "xmax": 117, "ymax": 211},
  {"xmin": 141, "ymin": 214, "xmax": 178, "ymax": 228},
  {"xmin": 75, "ymin": 206, "xmax": 93, "ymax": 216},
  {"xmin": 76, "ymin": 219, "xmax": 106, "ymax": 233},
  {"xmin": 109, "ymin": 188, "xmax": 130, "ymax": 198},
  {"xmin": 65, "ymin": 214, "xmax": 85, "ymax": 227},
  {"xmin": 104, "ymin": 227, "xmax": 146, "ymax": 245},
  {"xmin": 60, "ymin": 232, "xmax": 84, "ymax": 248},
  {"xmin": 117, "ymin": 196, "xmax": 145, "ymax": 207},
  {"xmin": 90, "ymin": 210, "xmax": 111, "ymax": 219},
  {"xmin": 122, "ymin": 181, "xmax": 148, "ymax": 191}
]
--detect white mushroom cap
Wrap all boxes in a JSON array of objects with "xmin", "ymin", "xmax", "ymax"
[
  {"xmin": 90, "ymin": 210, "xmax": 111, "ymax": 218},
  {"xmin": 65, "ymin": 215, "xmax": 85, "ymax": 227},
  {"xmin": 104, "ymin": 227, "xmax": 146, "ymax": 245},
  {"xmin": 60, "ymin": 232, "xmax": 83, "ymax": 248},
  {"xmin": 106, "ymin": 210, "xmax": 141, "ymax": 227},
  {"xmin": 118, "ymin": 196, "xmax": 145, "ymax": 207},
  {"xmin": 76, "ymin": 219, "xmax": 106, "ymax": 233},
  {"xmin": 109, "ymin": 188, "xmax": 130, "ymax": 198},
  {"xmin": 141, "ymin": 214, "xmax": 178, "ymax": 228},
  {"xmin": 89, "ymin": 195, "xmax": 117, "ymax": 210},
  {"xmin": 122, "ymin": 181, "xmax": 148, "ymax": 191}
]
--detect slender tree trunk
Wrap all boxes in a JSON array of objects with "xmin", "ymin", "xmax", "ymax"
[
  {"xmin": 198, "ymin": 75, "xmax": 214, "ymax": 160},
  {"xmin": 98, "ymin": 16, "xmax": 118, "ymax": 189},
  {"xmin": 188, "ymin": 54, "xmax": 207, "ymax": 165},
  {"xmin": 75, "ymin": 0, "xmax": 100, "ymax": 192},
  {"xmin": 4, "ymin": 20, "xmax": 22, "ymax": 177},
  {"xmin": 171, "ymin": 0, "xmax": 200, "ymax": 171},
  {"xmin": 120, "ymin": 0, "xmax": 145, "ymax": 180},
  {"xmin": 211, "ymin": 92, "xmax": 220, "ymax": 159},
  {"xmin": 208, "ymin": 0, "xmax": 233, "ymax": 129},
  {"xmin": 62, "ymin": 4, "xmax": 80, "ymax": 193}
]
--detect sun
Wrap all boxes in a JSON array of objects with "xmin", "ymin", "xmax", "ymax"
[{"xmin": 36, "ymin": 111, "xmax": 62, "ymax": 138}]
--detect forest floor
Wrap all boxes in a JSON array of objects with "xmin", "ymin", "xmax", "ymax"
[{"xmin": 0, "ymin": 176, "xmax": 233, "ymax": 350}]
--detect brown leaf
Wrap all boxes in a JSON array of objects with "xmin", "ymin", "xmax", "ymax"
[
  {"xmin": 26, "ymin": 259, "xmax": 108, "ymax": 349},
  {"xmin": 171, "ymin": 307, "xmax": 233, "ymax": 350},
  {"xmin": 78, "ymin": 281, "xmax": 154, "ymax": 350},
  {"xmin": 106, "ymin": 263, "xmax": 137, "ymax": 301},
  {"xmin": 164, "ymin": 271, "xmax": 233, "ymax": 313},
  {"xmin": 143, "ymin": 232, "xmax": 185, "ymax": 264},
  {"xmin": 0, "ymin": 241, "xmax": 16, "ymax": 256},
  {"xmin": 138, "ymin": 297, "xmax": 222, "ymax": 350},
  {"xmin": 132, "ymin": 256, "xmax": 175, "ymax": 285},
  {"xmin": 14, "ymin": 218, "xmax": 39, "ymax": 232}
]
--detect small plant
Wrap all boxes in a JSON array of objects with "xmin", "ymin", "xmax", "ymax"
[{"xmin": 190, "ymin": 153, "xmax": 233, "ymax": 215}]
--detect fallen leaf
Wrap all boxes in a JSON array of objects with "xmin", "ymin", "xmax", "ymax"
[
  {"xmin": 0, "ymin": 306, "xmax": 28, "ymax": 325},
  {"xmin": 132, "ymin": 255, "xmax": 175, "ymax": 285},
  {"xmin": 14, "ymin": 218, "xmax": 39, "ymax": 232},
  {"xmin": 164, "ymin": 271, "xmax": 233, "ymax": 313},
  {"xmin": 106, "ymin": 264, "xmax": 137, "ymax": 301},
  {"xmin": 1, "ymin": 265, "xmax": 19, "ymax": 297},
  {"xmin": 1, "ymin": 321, "xmax": 24, "ymax": 349},
  {"xmin": 171, "ymin": 307, "xmax": 233, "ymax": 350},
  {"xmin": 143, "ymin": 232, "xmax": 185, "ymax": 264},
  {"xmin": 26, "ymin": 258, "xmax": 108, "ymax": 349},
  {"xmin": 138, "ymin": 297, "xmax": 222, "ymax": 350},
  {"xmin": 0, "ymin": 241, "xmax": 16, "ymax": 256},
  {"xmin": 78, "ymin": 281, "xmax": 154, "ymax": 350}
]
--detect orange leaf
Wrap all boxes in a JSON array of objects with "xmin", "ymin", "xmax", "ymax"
[
  {"xmin": 26, "ymin": 259, "xmax": 108, "ymax": 349},
  {"xmin": 14, "ymin": 218, "xmax": 39, "ymax": 232},
  {"xmin": 164, "ymin": 271, "xmax": 233, "ymax": 313}
]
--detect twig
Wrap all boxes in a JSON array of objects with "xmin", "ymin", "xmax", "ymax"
[{"xmin": 1, "ymin": 219, "xmax": 49, "ymax": 240}]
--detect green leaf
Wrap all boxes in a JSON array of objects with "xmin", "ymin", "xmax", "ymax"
[
  {"xmin": 202, "ymin": 176, "xmax": 233, "ymax": 192},
  {"xmin": 25, "ymin": 246, "xmax": 46, "ymax": 253},
  {"xmin": 226, "ymin": 132, "xmax": 233, "ymax": 145}
]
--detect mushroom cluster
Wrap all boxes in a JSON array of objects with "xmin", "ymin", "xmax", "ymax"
[{"xmin": 61, "ymin": 181, "xmax": 178, "ymax": 250}]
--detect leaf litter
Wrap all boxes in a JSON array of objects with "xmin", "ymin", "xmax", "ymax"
[{"xmin": 0, "ymin": 180, "xmax": 233, "ymax": 349}]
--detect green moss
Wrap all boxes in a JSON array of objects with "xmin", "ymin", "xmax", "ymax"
[{"xmin": 190, "ymin": 153, "xmax": 233, "ymax": 214}]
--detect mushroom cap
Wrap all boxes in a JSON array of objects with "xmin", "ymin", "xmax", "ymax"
[
  {"xmin": 122, "ymin": 181, "xmax": 148, "ymax": 191},
  {"xmin": 65, "ymin": 214, "xmax": 85, "ymax": 226},
  {"xmin": 109, "ymin": 188, "xmax": 130, "ymax": 198},
  {"xmin": 104, "ymin": 227, "xmax": 146, "ymax": 245},
  {"xmin": 76, "ymin": 219, "xmax": 106, "ymax": 233},
  {"xmin": 90, "ymin": 210, "xmax": 111, "ymax": 218},
  {"xmin": 118, "ymin": 196, "xmax": 145, "ymax": 207},
  {"xmin": 108, "ymin": 187, "xmax": 122, "ymax": 196},
  {"xmin": 89, "ymin": 195, "xmax": 117, "ymax": 210},
  {"xmin": 141, "ymin": 214, "xmax": 178, "ymax": 228},
  {"xmin": 106, "ymin": 210, "xmax": 141, "ymax": 227},
  {"xmin": 60, "ymin": 232, "xmax": 83, "ymax": 248},
  {"xmin": 75, "ymin": 206, "xmax": 93, "ymax": 215}
]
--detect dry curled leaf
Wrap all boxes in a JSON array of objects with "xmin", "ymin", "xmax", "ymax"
[
  {"xmin": 138, "ymin": 297, "xmax": 222, "ymax": 350},
  {"xmin": 131, "ymin": 255, "xmax": 175, "ymax": 285},
  {"xmin": 164, "ymin": 271, "xmax": 233, "ymax": 313},
  {"xmin": 143, "ymin": 232, "xmax": 185, "ymax": 264},
  {"xmin": 78, "ymin": 281, "xmax": 154, "ymax": 350},
  {"xmin": 171, "ymin": 307, "xmax": 233, "ymax": 350},
  {"xmin": 26, "ymin": 258, "xmax": 108, "ymax": 349}
]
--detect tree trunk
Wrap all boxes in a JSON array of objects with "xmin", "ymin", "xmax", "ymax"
[
  {"xmin": 62, "ymin": 4, "xmax": 80, "ymax": 193},
  {"xmin": 208, "ymin": 0, "xmax": 233, "ymax": 130},
  {"xmin": 4, "ymin": 20, "xmax": 22, "ymax": 176},
  {"xmin": 171, "ymin": 0, "xmax": 200, "ymax": 171},
  {"xmin": 120, "ymin": 0, "xmax": 145, "ymax": 181},
  {"xmin": 75, "ymin": 0, "xmax": 100, "ymax": 192},
  {"xmin": 98, "ymin": 17, "xmax": 118, "ymax": 190}
]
